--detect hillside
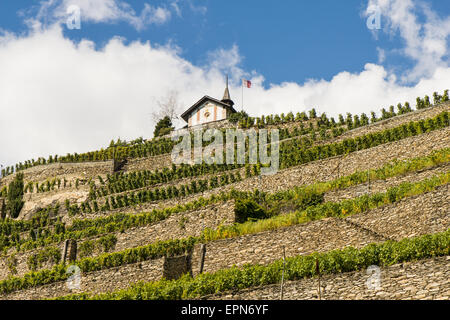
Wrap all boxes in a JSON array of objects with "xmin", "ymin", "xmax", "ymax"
[{"xmin": 0, "ymin": 92, "xmax": 449, "ymax": 300}]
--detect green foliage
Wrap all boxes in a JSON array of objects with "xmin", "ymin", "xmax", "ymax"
[
  {"xmin": 0, "ymin": 237, "xmax": 196, "ymax": 295},
  {"xmin": 234, "ymin": 199, "xmax": 268, "ymax": 223},
  {"xmin": 279, "ymin": 111, "xmax": 449, "ymax": 169},
  {"xmin": 79, "ymin": 234, "xmax": 118, "ymax": 258},
  {"xmin": 6, "ymin": 254, "xmax": 18, "ymax": 275},
  {"xmin": 7, "ymin": 173, "xmax": 24, "ymax": 219},
  {"xmin": 0, "ymin": 198, "xmax": 6, "ymax": 220},
  {"xmin": 27, "ymin": 246, "xmax": 61, "ymax": 271},
  {"xmin": 203, "ymin": 172, "xmax": 449, "ymax": 241},
  {"xmin": 0, "ymin": 155, "xmax": 447, "ymax": 294},
  {"xmin": 3, "ymin": 148, "xmax": 449, "ymax": 253},
  {"xmin": 229, "ymin": 111, "xmax": 249, "ymax": 124},
  {"xmin": 443, "ymin": 90, "xmax": 449, "ymax": 102},
  {"xmin": 153, "ymin": 116, "xmax": 175, "ymax": 138},
  {"xmin": 4, "ymin": 90, "xmax": 447, "ymax": 178},
  {"xmin": 59, "ymin": 230, "xmax": 450, "ymax": 300}
]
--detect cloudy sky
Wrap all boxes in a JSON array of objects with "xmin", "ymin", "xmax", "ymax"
[{"xmin": 0, "ymin": 0, "xmax": 449, "ymax": 168}]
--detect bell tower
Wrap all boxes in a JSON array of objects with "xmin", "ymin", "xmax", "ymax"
[{"xmin": 221, "ymin": 75, "xmax": 234, "ymax": 107}]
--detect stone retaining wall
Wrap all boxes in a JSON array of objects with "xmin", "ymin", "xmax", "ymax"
[
  {"xmin": 0, "ymin": 161, "xmax": 113, "ymax": 188},
  {"xmin": 87, "ymin": 126, "xmax": 449, "ymax": 217},
  {"xmin": 347, "ymin": 184, "xmax": 449, "ymax": 241},
  {"xmin": 124, "ymin": 154, "xmax": 173, "ymax": 174},
  {"xmin": 0, "ymin": 257, "xmax": 166, "ymax": 300},
  {"xmin": 123, "ymin": 102, "xmax": 449, "ymax": 176},
  {"xmin": 1, "ymin": 186, "xmax": 447, "ymax": 299},
  {"xmin": 205, "ymin": 256, "xmax": 450, "ymax": 300},
  {"xmin": 1, "ymin": 102, "xmax": 447, "ymax": 191},
  {"xmin": 190, "ymin": 185, "xmax": 449, "ymax": 276},
  {"xmin": 324, "ymin": 163, "xmax": 450, "ymax": 202},
  {"xmin": 0, "ymin": 200, "xmax": 235, "ymax": 280}
]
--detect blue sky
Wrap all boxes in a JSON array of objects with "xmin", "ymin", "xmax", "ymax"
[
  {"xmin": 0, "ymin": 0, "xmax": 449, "ymax": 167},
  {"xmin": 1, "ymin": 0, "xmax": 447, "ymax": 84}
]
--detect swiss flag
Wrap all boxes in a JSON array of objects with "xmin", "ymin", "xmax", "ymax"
[{"xmin": 242, "ymin": 79, "xmax": 252, "ymax": 88}]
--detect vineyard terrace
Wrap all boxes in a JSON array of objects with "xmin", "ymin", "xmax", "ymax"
[{"xmin": 171, "ymin": 128, "xmax": 280, "ymax": 175}]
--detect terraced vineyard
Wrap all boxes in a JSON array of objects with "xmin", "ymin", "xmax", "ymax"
[{"xmin": 0, "ymin": 93, "xmax": 449, "ymax": 300}]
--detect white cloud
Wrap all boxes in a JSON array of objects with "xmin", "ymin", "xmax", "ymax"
[
  {"xmin": 187, "ymin": 0, "xmax": 207, "ymax": 15},
  {"xmin": 0, "ymin": 0, "xmax": 448, "ymax": 168},
  {"xmin": 170, "ymin": 0, "xmax": 182, "ymax": 18},
  {"xmin": 0, "ymin": 24, "xmax": 449, "ymax": 168},
  {"xmin": 377, "ymin": 47, "xmax": 386, "ymax": 63},
  {"xmin": 29, "ymin": 0, "xmax": 172, "ymax": 30},
  {"xmin": 365, "ymin": 0, "xmax": 450, "ymax": 82},
  {"xmin": 207, "ymin": 44, "xmax": 245, "ymax": 82}
]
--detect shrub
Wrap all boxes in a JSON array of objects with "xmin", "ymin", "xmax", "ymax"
[
  {"xmin": 229, "ymin": 111, "xmax": 249, "ymax": 124},
  {"xmin": 234, "ymin": 199, "xmax": 268, "ymax": 223},
  {"xmin": 7, "ymin": 173, "xmax": 24, "ymax": 219}
]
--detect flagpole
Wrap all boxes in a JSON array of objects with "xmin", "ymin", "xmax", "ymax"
[{"xmin": 242, "ymin": 79, "xmax": 244, "ymax": 111}]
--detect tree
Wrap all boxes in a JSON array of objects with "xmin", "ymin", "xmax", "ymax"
[
  {"xmin": 404, "ymin": 102, "xmax": 412, "ymax": 113},
  {"xmin": 443, "ymin": 90, "xmax": 449, "ymax": 102},
  {"xmin": 360, "ymin": 113, "xmax": 369, "ymax": 126},
  {"xmin": 7, "ymin": 173, "xmax": 24, "ymax": 219},
  {"xmin": 0, "ymin": 198, "xmax": 6, "ymax": 219},
  {"xmin": 389, "ymin": 105, "xmax": 396, "ymax": 117},
  {"xmin": 416, "ymin": 97, "xmax": 424, "ymax": 109},
  {"xmin": 345, "ymin": 113, "xmax": 353, "ymax": 130},
  {"xmin": 234, "ymin": 199, "xmax": 268, "ymax": 223},
  {"xmin": 151, "ymin": 90, "xmax": 182, "ymax": 124},
  {"xmin": 154, "ymin": 116, "xmax": 174, "ymax": 137},
  {"xmin": 229, "ymin": 111, "xmax": 249, "ymax": 124},
  {"xmin": 353, "ymin": 115, "xmax": 361, "ymax": 128},
  {"xmin": 433, "ymin": 92, "xmax": 442, "ymax": 105}
]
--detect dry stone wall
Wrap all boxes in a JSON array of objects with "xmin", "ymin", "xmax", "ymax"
[
  {"xmin": 99, "ymin": 103, "xmax": 450, "ymax": 178},
  {"xmin": 1, "ymin": 102, "xmax": 447, "ymax": 191},
  {"xmin": 109, "ymin": 200, "xmax": 235, "ymax": 253},
  {"xmin": 205, "ymin": 256, "xmax": 450, "ymax": 300},
  {"xmin": 0, "ymin": 257, "xmax": 166, "ymax": 300},
  {"xmin": 125, "ymin": 154, "xmax": 173, "ymax": 173},
  {"xmin": 21, "ymin": 187, "xmax": 90, "ymax": 220},
  {"xmin": 0, "ymin": 200, "xmax": 235, "ymax": 280},
  {"xmin": 0, "ymin": 161, "xmax": 113, "ymax": 188},
  {"xmin": 324, "ymin": 163, "xmax": 450, "ymax": 202},
  {"xmin": 334, "ymin": 101, "xmax": 449, "ymax": 142},
  {"xmin": 0, "ymin": 186, "xmax": 447, "ymax": 299},
  {"xmin": 190, "ymin": 185, "xmax": 449, "ymax": 276},
  {"xmin": 88, "ymin": 126, "xmax": 450, "ymax": 218},
  {"xmin": 347, "ymin": 184, "xmax": 449, "ymax": 241}
]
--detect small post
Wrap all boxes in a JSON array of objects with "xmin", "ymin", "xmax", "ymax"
[
  {"xmin": 258, "ymin": 175, "xmax": 262, "ymax": 203},
  {"xmin": 198, "ymin": 244, "xmax": 206, "ymax": 274},
  {"xmin": 316, "ymin": 258, "xmax": 322, "ymax": 300},
  {"xmin": 68, "ymin": 239, "xmax": 77, "ymax": 262},
  {"xmin": 280, "ymin": 246, "xmax": 286, "ymax": 300},
  {"xmin": 62, "ymin": 239, "xmax": 69, "ymax": 263}
]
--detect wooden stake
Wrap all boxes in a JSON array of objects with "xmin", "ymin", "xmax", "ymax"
[
  {"xmin": 316, "ymin": 258, "xmax": 322, "ymax": 300},
  {"xmin": 280, "ymin": 246, "xmax": 286, "ymax": 300}
]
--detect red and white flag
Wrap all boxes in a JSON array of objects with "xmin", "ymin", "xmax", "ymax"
[{"xmin": 242, "ymin": 79, "xmax": 252, "ymax": 88}]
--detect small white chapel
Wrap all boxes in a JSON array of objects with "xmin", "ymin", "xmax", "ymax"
[{"xmin": 181, "ymin": 77, "xmax": 237, "ymax": 127}]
